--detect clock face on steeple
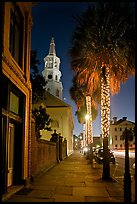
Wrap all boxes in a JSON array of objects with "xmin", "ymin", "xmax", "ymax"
[{"xmin": 48, "ymin": 74, "xmax": 52, "ymax": 79}]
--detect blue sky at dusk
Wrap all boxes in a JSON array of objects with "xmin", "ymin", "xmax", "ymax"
[{"xmin": 31, "ymin": 2, "xmax": 135, "ymax": 136}]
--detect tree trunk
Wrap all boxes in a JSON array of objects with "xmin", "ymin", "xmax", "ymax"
[
  {"xmin": 101, "ymin": 65, "xmax": 111, "ymax": 180},
  {"xmin": 102, "ymin": 137, "xmax": 110, "ymax": 180}
]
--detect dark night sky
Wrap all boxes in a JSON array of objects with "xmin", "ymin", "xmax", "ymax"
[{"xmin": 31, "ymin": 2, "xmax": 135, "ymax": 136}]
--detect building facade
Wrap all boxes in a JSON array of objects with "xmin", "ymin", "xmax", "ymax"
[
  {"xmin": 33, "ymin": 91, "xmax": 74, "ymax": 156},
  {"xmin": 109, "ymin": 117, "xmax": 135, "ymax": 150},
  {"xmin": 2, "ymin": 2, "xmax": 33, "ymax": 195},
  {"xmin": 42, "ymin": 37, "xmax": 63, "ymax": 99}
]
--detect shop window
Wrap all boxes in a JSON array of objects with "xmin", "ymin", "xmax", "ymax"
[
  {"xmin": 9, "ymin": 4, "xmax": 23, "ymax": 68},
  {"xmin": 10, "ymin": 91, "xmax": 19, "ymax": 115}
]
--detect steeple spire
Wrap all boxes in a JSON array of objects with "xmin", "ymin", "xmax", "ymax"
[{"xmin": 49, "ymin": 37, "xmax": 56, "ymax": 55}]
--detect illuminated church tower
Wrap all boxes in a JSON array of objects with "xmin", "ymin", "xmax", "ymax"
[{"xmin": 42, "ymin": 37, "xmax": 63, "ymax": 99}]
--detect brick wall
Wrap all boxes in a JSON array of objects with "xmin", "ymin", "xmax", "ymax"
[{"xmin": 31, "ymin": 118, "xmax": 57, "ymax": 179}]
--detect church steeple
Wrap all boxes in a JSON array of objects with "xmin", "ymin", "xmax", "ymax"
[
  {"xmin": 49, "ymin": 37, "xmax": 56, "ymax": 55},
  {"xmin": 42, "ymin": 37, "xmax": 63, "ymax": 99}
]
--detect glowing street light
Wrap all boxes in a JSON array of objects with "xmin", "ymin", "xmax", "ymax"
[{"xmin": 85, "ymin": 114, "xmax": 90, "ymax": 120}]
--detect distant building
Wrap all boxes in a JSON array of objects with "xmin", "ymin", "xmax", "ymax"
[
  {"xmin": 42, "ymin": 37, "xmax": 63, "ymax": 99},
  {"xmin": 109, "ymin": 117, "xmax": 135, "ymax": 150}
]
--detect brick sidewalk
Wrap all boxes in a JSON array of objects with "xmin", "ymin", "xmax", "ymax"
[{"xmin": 3, "ymin": 150, "xmax": 126, "ymax": 202}]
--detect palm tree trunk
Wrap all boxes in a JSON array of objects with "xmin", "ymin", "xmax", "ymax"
[
  {"xmin": 86, "ymin": 95, "xmax": 93, "ymax": 144},
  {"xmin": 101, "ymin": 65, "xmax": 111, "ymax": 180},
  {"xmin": 86, "ymin": 95, "xmax": 93, "ymax": 163}
]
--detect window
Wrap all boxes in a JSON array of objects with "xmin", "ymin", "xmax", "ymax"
[
  {"xmin": 120, "ymin": 135, "xmax": 124, "ymax": 140},
  {"xmin": 115, "ymin": 135, "xmax": 117, "ymax": 141},
  {"xmin": 55, "ymin": 75, "xmax": 58, "ymax": 80},
  {"xmin": 120, "ymin": 128, "xmax": 122, "ymax": 131},
  {"xmin": 115, "ymin": 128, "xmax": 117, "ymax": 131},
  {"xmin": 9, "ymin": 4, "xmax": 23, "ymax": 67},
  {"xmin": 10, "ymin": 91, "xmax": 19, "ymax": 115},
  {"xmin": 115, "ymin": 145, "xmax": 117, "ymax": 148},
  {"xmin": 120, "ymin": 144, "xmax": 122, "ymax": 148}
]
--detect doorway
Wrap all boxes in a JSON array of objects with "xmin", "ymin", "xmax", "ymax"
[{"xmin": 7, "ymin": 123, "xmax": 15, "ymax": 187}]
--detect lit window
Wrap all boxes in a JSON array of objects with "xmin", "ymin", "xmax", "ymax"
[{"xmin": 10, "ymin": 91, "xmax": 19, "ymax": 115}]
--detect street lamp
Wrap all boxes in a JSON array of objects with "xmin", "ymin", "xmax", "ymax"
[{"xmin": 85, "ymin": 114, "xmax": 90, "ymax": 120}]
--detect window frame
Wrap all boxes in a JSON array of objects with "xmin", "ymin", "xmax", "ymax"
[{"xmin": 9, "ymin": 3, "xmax": 23, "ymax": 68}]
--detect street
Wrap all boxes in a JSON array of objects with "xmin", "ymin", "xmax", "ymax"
[
  {"xmin": 95, "ymin": 150, "xmax": 135, "ymax": 202},
  {"xmin": 110, "ymin": 151, "xmax": 135, "ymax": 202}
]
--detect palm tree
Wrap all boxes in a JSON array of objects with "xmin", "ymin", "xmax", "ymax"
[
  {"xmin": 69, "ymin": 2, "xmax": 135, "ymax": 180},
  {"xmin": 70, "ymin": 75, "xmax": 99, "ymax": 133},
  {"xmin": 70, "ymin": 74, "xmax": 100, "ymax": 148},
  {"xmin": 70, "ymin": 75, "xmax": 99, "ymax": 120}
]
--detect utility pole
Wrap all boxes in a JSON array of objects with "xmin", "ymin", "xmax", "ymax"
[{"xmin": 124, "ymin": 127, "xmax": 131, "ymax": 203}]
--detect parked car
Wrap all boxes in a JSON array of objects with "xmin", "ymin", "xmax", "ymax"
[
  {"xmin": 94, "ymin": 148, "xmax": 115, "ymax": 164},
  {"xmin": 80, "ymin": 146, "xmax": 90, "ymax": 155}
]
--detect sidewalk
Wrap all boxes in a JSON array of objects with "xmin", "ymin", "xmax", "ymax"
[{"xmin": 4, "ymin": 150, "xmax": 125, "ymax": 202}]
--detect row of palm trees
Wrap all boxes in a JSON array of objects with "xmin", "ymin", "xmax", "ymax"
[{"xmin": 69, "ymin": 2, "xmax": 135, "ymax": 180}]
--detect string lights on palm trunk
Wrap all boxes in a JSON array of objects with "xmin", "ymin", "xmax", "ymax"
[
  {"xmin": 101, "ymin": 65, "xmax": 110, "ymax": 138},
  {"xmin": 85, "ymin": 95, "xmax": 93, "ymax": 144}
]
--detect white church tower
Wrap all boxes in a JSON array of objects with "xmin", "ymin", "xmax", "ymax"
[{"xmin": 42, "ymin": 37, "xmax": 63, "ymax": 99}]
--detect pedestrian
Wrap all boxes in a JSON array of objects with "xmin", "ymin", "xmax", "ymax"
[{"xmin": 50, "ymin": 129, "xmax": 58, "ymax": 143}]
